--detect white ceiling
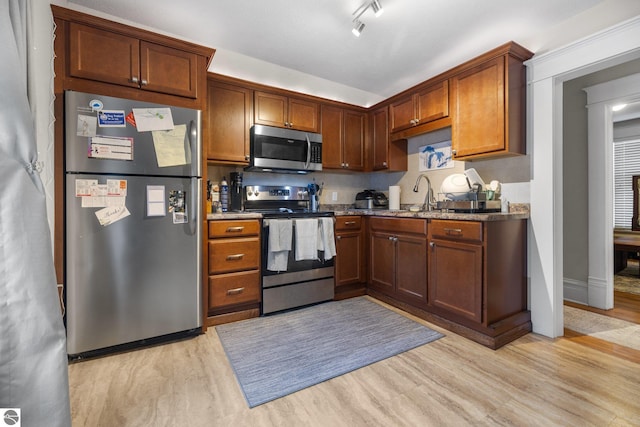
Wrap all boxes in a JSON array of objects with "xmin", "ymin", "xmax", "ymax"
[{"xmin": 63, "ymin": 0, "xmax": 640, "ymax": 106}]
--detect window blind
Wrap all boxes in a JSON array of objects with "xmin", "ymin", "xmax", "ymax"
[{"xmin": 613, "ymin": 139, "xmax": 640, "ymax": 229}]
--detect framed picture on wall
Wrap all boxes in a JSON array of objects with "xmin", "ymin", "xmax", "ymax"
[{"xmin": 419, "ymin": 140, "xmax": 453, "ymax": 171}]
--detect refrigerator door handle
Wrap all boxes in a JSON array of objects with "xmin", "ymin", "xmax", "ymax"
[
  {"xmin": 188, "ymin": 119, "xmax": 201, "ymax": 175},
  {"xmin": 190, "ymin": 177, "xmax": 200, "ymax": 235}
]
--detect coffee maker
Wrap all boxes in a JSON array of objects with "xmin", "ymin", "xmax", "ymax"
[{"xmin": 229, "ymin": 172, "xmax": 243, "ymax": 211}]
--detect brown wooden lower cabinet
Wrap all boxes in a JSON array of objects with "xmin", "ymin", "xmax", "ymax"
[
  {"xmin": 334, "ymin": 216, "xmax": 367, "ymax": 299},
  {"xmin": 207, "ymin": 219, "xmax": 261, "ymax": 324},
  {"xmin": 335, "ymin": 216, "xmax": 366, "ymax": 286},
  {"xmin": 366, "ymin": 216, "xmax": 529, "ymax": 349},
  {"xmin": 368, "ymin": 217, "xmax": 428, "ymax": 308}
]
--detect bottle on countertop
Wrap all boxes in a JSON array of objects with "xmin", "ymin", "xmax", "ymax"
[
  {"xmin": 211, "ymin": 183, "xmax": 221, "ymax": 213},
  {"xmin": 206, "ymin": 181, "xmax": 212, "ymax": 214},
  {"xmin": 220, "ymin": 176, "xmax": 229, "ymax": 212}
]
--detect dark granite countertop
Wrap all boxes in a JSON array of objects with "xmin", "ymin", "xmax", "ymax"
[
  {"xmin": 206, "ymin": 203, "xmax": 529, "ymax": 222},
  {"xmin": 330, "ymin": 209, "xmax": 528, "ymax": 221}
]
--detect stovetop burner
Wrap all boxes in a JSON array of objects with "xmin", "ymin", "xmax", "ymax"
[
  {"xmin": 243, "ymin": 185, "xmax": 333, "ymax": 218},
  {"xmin": 257, "ymin": 210, "xmax": 334, "ymax": 219}
]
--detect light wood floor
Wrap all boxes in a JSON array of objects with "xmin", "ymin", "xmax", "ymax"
[
  {"xmin": 564, "ymin": 291, "xmax": 640, "ymax": 365},
  {"xmin": 68, "ymin": 297, "xmax": 640, "ymax": 427}
]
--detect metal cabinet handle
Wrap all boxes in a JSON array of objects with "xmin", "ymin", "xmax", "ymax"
[
  {"xmin": 226, "ymin": 226, "xmax": 244, "ymax": 232},
  {"xmin": 226, "ymin": 254, "xmax": 245, "ymax": 260},
  {"xmin": 141, "ymin": 79, "xmax": 148, "ymax": 86},
  {"xmin": 430, "ymin": 242, "xmax": 435, "ymax": 249},
  {"xmin": 227, "ymin": 287, "xmax": 245, "ymax": 295},
  {"xmin": 452, "ymin": 149, "xmax": 457, "ymax": 155},
  {"xmin": 131, "ymin": 76, "xmax": 139, "ymax": 83},
  {"xmin": 382, "ymin": 161, "xmax": 387, "ymax": 167},
  {"xmin": 344, "ymin": 221, "xmax": 356, "ymax": 225},
  {"xmin": 345, "ymin": 163, "xmax": 349, "ymax": 168},
  {"xmin": 336, "ymin": 235, "xmax": 342, "ymax": 241},
  {"xmin": 444, "ymin": 228, "xmax": 463, "ymax": 236}
]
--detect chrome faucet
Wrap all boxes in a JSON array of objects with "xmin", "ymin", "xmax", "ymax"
[{"xmin": 413, "ymin": 174, "xmax": 435, "ymax": 211}]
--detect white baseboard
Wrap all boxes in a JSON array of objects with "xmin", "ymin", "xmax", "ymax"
[
  {"xmin": 587, "ymin": 276, "xmax": 612, "ymax": 309},
  {"xmin": 563, "ymin": 278, "xmax": 588, "ymax": 304}
]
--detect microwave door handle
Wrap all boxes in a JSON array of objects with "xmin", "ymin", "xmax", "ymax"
[{"xmin": 305, "ymin": 134, "xmax": 311, "ymax": 170}]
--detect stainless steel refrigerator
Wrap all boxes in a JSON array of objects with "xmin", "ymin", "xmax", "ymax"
[{"xmin": 64, "ymin": 90, "xmax": 202, "ymax": 357}]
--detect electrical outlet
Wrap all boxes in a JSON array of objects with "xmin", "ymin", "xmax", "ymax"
[{"xmin": 332, "ymin": 191, "xmax": 338, "ymax": 201}]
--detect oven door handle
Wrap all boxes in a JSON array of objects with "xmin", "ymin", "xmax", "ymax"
[{"xmin": 304, "ymin": 134, "xmax": 311, "ymax": 170}]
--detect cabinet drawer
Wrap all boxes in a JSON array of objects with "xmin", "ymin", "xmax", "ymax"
[
  {"xmin": 208, "ymin": 220, "xmax": 260, "ymax": 238},
  {"xmin": 209, "ymin": 270, "xmax": 260, "ymax": 309},
  {"xmin": 208, "ymin": 237, "xmax": 260, "ymax": 273},
  {"xmin": 430, "ymin": 220, "xmax": 482, "ymax": 242},
  {"xmin": 370, "ymin": 217, "xmax": 427, "ymax": 236},
  {"xmin": 335, "ymin": 216, "xmax": 361, "ymax": 231}
]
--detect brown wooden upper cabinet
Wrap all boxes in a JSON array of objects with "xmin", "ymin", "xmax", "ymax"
[
  {"xmin": 254, "ymin": 91, "xmax": 319, "ymax": 132},
  {"xmin": 321, "ymin": 105, "xmax": 365, "ymax": 171},
  {"xmin": 69, "ymin": 23, "xmax": 199, "ymax": 99},
  {"xmin": 370, "ymin": 106, "xmax": 407, "ymax": 172},
  {"xmin": 450, "ymin": 43, "xmax": 532, "ymax": 160},
  {"xmin": 371, "ymin": 106, "xmax": 389, "ymax": 170},
  {"xmin": 206, "ymin": 79, "xmax": 252, "ymax": 163},
  {"xmin": 390, "ymin": 80, "xmax": 449, "ymax": 134}
]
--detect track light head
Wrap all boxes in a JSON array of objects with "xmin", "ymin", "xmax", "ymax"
[
  {"xmin": 351, "ymin": 1, "xmax": 383, "ymax": 36},
  {"xmin": 371, "ymin": 0, "xmax": 384, "ymax": 17}
]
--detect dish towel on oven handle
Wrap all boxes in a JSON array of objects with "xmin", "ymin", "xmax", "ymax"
[
  {"xmin": 317, "ymin": 217, "xmax": 336, "ymax": 260},
  {"xmin": 295, "ymin": 218, "xmax": 318, "ymax": 261},
  {"xmin": 267, "ymin": 219, "xmax": 292, "ymax": 272}
]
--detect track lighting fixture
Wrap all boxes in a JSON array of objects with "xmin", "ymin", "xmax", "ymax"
[
  {"xmin": 351, "ymin": 0, "xmax": 383, "ymax": 36},
  {"xmin": 352, "ymin": 20, "xmax": 365, "ymax": 37},
  {"xmin": 371, "ymin": 0, "xmax": 384, "ymax": 17}
]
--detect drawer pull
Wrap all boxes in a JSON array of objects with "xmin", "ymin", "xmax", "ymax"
[
  {"xmin": 226, "ymin": 226, "xmax": 245, "ymax": 232},
  {"xmin": 344, "ymin": 221, "xmax": 356, "ymax": 225},
  {"xmin": 226, "ymin": 253, "xmax": 245, "ymax": 260},
  {"xmin": 444, "ymin": 228, "xmax": 463, "ymax": 236},
  {"xmin": 227, "ymin": 287, "xmax": 245, "ymax": 295}
]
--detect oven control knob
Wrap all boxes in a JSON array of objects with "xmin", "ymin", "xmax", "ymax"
[{"xmin": 254, "ymin": 189, "xmax": 259, "ymax": 197}]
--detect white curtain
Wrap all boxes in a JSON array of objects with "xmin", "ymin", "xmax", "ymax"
[{"xmin": 0, "ymin": 0, "xmax": 71, "ymax": 426}]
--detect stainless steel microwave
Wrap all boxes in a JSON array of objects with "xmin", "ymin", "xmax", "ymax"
[{"xmin": 245, "ymin": 124, "xmax": 322, "ymax": 174}]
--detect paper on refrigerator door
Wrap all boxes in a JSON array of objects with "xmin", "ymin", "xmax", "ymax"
[
  {"xmin": 88, "ymin": 136, "xmax": 133, "ymax": 160},
  {"xmin": 132, "ymin": 108, "xmax": 174, "ymax": 132},
  {"xmin": 147, "ymin": 185, "xmax": 166, "ymax": 217},
  {"xmin": 95, "ymin": 205, "xmax": 130, "ymax": 226},
  {"xmin": 152, "ymin": 124, "xmax": 189, "ymax": 167}
]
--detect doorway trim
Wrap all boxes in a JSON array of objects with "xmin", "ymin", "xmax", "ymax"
[
  {"xmin": 583, "ymin": 73, "xmax": 640, "ymax": 309},
  {"xmin": 526, "ymin": 16, "xmax": 640, "ymax": 337}
]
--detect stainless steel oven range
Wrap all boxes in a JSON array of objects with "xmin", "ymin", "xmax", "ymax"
[{"xmin": 243, "ymin": 185, "xmax": 335, "ymax": 314}]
